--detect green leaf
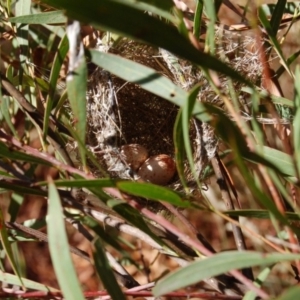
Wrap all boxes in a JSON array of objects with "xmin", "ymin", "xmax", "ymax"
[
  {"xmin": 47, "ymin": 182, "xmax": 85, "ymax": 300},
  {"xmin": 51, "ymin": 179, "xmax": 117, "ymax": 188},
  {"xmin": 293, "ymin": 67, "xmax": 300, "ymax": 175},
  {"xmin": 1, "ymin": 97, "xmax": 18, "ymax": 137},
  {"xmin": 193, "ymin": 0, "xmax": 204, "ymax": 38},
  {"xmin": 15, "ymin": 0, "xmax": 31, "ymax": 67},
  {"xmin": 92, "ymin": 238, "xmax": 126, "ymax": 300},
  {"xmin": 66, "ymin": 50, "xmax": 87, "ymax": 168},
  {"xmin": 255, "ymin": 146, "xmax": 295, "ymax": 178},
  {"xmin": 42, "ymin": 0, "xmax": 250, "ymax": 84},
  {"xmin": 0, "ymin": 271, "xmax": 59, "ymax": 292},
  {"xmin": 225, "ymin": 209, "xmax": 300, "ymax": 221},
  {"xmin": 117, "ymin": 181, "xmax": 191, "ymax": 208},
  {"xmin": 269, "ymin": 0, "xmax": 287, "ymax": 36},
  {"xmin": 204, "ymin": 0, "xmax": 216, "ymax": 54},
  {"xmin": 173, "ymin": 109, "xmax": 188, "ymax": 189},
  {"xmin": 109, "ymin": 0, "xmax": 175, "ymax": 22},
  {"xmin": 9, "ymin": 10, "xmax": 66, "ymax": 24},
  {"xmin": 275, "ymin": 286, "xmax": 300, "ymax": 300},
  {"xmin": 258, "ymin": 7, "xmax": 291, "ymax": 76},
  {"xmin": 0, "ymin": 181, "xmax": 47, "ymax": 197},
  {"xmin": 182, "ymin": 85, "xmax": 201, "ymax": 185},
  {"xmin": 243, "ymin": 267, "xmax": 271, "ymax": 300},
  {"xmin": 153, "ymin": 251, "xmax": 300, "ymax": 297},
  {"xmin": 0, "ymin": 208, "xmax": 24, "ymax": 288},
  {"xmin": 0, "ymin": 141, "xmax": 51, "ymax": 166},
  {"xmin": 44, "ymin": 33, "xmax": 69, "ymax": 139}
]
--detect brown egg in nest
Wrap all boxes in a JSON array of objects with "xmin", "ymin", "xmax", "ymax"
[
  {"xmin": 120, "ymin": 144, "xmax": 149, "ymax": 171},
  {"xmin": 137, "ymin": 154, "xmax": 176, "ymax": 185}
]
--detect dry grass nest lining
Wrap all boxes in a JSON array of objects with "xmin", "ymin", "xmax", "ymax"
[{"xmin": 85, "ymin": 33, "xmax": 262, "ymax": 185}]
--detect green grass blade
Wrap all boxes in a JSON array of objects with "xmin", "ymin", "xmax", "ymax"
[
  {"xmin": 203, "ymin": 0, "xmax": 216, "ymax": 54},
  {"xmin": 47, "ymin": 182, "xmax": 85, "ymax": 300},
  {"xmin": 0, "ymin": 271, "xmax": 59, "ymax": 292},
  {"xmin": 293, "ymin": 66, "xmax": 300, "ymax": 175},
  {"xmin": 173, "ymin": 109, "xmax": 188, "ymax": 190},
  {"xmin": 9, "ymin": 10, "xmax": 66, "ymax": 24},
  {"xmin": 270, "ymin": 0, "xmax": 287, "ymax": 36},
  {"xmin": 66, "ymin": 49, "xmax": 87, "ymax": 168},
  {"xmin": 92, "ymin": 238, "xmax": 126, "ymax": 300},
  {"xmin": 117, "ymin": 181, "xmax": 191, "ymax": 208},
  {"xmin": 275, "ymin": 286, "xmax": 300, "ymax": 300},
  {"xmin": 193, "ymin": 0, "xmax": 204, "ymax": 38},
  {"xmin": 42, "ymin": 0, "xmax": 251, "ymax": 84},
  {"xmin": 225, "ymin": 209, "xmax": 300, "ymax": 221},
  {"xmin": 0, "ymin": 208, "xmax": 24, "ymax": 288},
  {"xmin": 182, "ymin": 85, "xmax": 201, "ymax": 186},
  {"xmin": 0, "ymin": 141, "xmax": 50, "ymax": 166},
  {"xmin": 44, "ymin": 33, "xmax": 69, "ymax": 140},
  {"xmin": 243, "ymin": 267, "xmax": 271, "ymax": 300},
  {"xmin": 153, "ymin": 251, "xmax": 300, "ymax": 297},
  {"xmin": 258, "ymin": 7, "xmax": 292, "ymax": 77},
  {"xmin": 15, "ymin": 0, "xmax": 30, "ymax": 69}
]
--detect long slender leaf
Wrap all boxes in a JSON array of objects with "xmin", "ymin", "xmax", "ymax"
[
  {"xmin": 117, "ymin": 181, "xmax": 191, "ymax": 208},
  {"xmin": 270, "ymin": 0, "xmax": 287, "ymax": 36},
  {"xmin": 182, "ymin": 85, "xmax": 201, "ymax": 185},
  {"xmin": 275, "ymin": 286, "xmax": 300, "ymax": 300},
  {"xmin": 44, "ymin": 33, "xmax": 69, "ymax": 139},
  {"xmin": 0, "ymin": 271, "xmax": 59, "ymax": 292},
  {"xmin": 47, "ymin": 182, "xmax": 85, "ymax": 300},
  {"xmin": 41, "ymin": 0, "xmax": 251, "ymax": 85},
  {"xmin": 9, "ymin": 10, "xmax": 66, "ymax": 24},
  {"xmin": 0, "ymin": 208, "xmax": 24, "ymax": 288},
  {"xmin": 173, "ymin": 109, "xmax": 188, "ymax": 189},
  {"xmin": 153, "ymin": 251, "xmax": 300, "ymax": 296},
  {"xmin": 92, "ymin": 238, "xmax": 126, "ymax": 300}
]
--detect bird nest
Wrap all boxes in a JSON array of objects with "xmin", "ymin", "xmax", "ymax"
[{"xmin": 85, "ymin": 30, "xmax": 262, "ymax": 188}]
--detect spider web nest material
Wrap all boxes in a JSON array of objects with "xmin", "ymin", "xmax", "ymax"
[{"xmin": 85, "ymin": 29, "xmax": 262, "ymax": 188}]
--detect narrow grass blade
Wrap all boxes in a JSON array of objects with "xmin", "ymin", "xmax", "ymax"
[
  {"xmin": 259, "ymin": 7, "xmax": 291, "ymax": 77},
  {"xmin": 243, "ymin": 267, "xmax": 271, "ymax": 300},
  {"xmin": 9, "ymin": 10, "xmax": 66, "ymax": 24},
  {"xmin": 0, "ymin": 208, "xmax": 24, "ymax": 288},
  {"xmin": 153, "ymin": 251, "xmax": 300, "ymax": 297},
  {"xmin": 173, "ymin": 109, "xmax": 188, "ymax": 189},
  {"xmin": 0, "ymin": 181, "xmax": 46, "ymax": 197},
  {"xmin": 0, "ymin": 141, "xmax": 51, "ymax": 166},
  {"xmin": 275, "ymin": 286, "xmax": 300, "ymax": 300},
  {"xmin": 0, "ymin": 272, "xmax": 59, "ymax": 292},
  {"xmin": 47, "ymin": 182, "xmax": 85, "ymax": 300},
  {"xmin": 117, "ymin": 181, "xmax": 191, "ymax": 208},
  {"xmin": 48, "ymin": 178, "xmax": 117, "ymax": 188},
  {"xmin": 203, "ymin": 0, "xmax": 216, "ymax": 54},
  {"xmin": 66, "ymin": 56, "xmax": 87, "ymax": 168},
  {"xmin": 15, "ymin": 0, "xmax": 30, "ymax": 69},
  {"xmin": 225, "ymin": 209, "xmax": 300, "ymax": 221},
  {"xmin": 270, "ymin": 0, "xmax": 287, "ymax": 36},
  {"xmin": 44, "ymin": 34, "xmax": 69, "ymax": 139},
  {"xmin": 92, "ymin": 238, "xmax": 126, "ymax": 300},
  {"xmin": 293, "ymin": 67, "xmax": 300, "ymax": 175},
  {"xmin": 42, "ymin": 0, "xmax": 250, "ymax": 85},
  {"xmin": 182, "ymin": 85, "xmax": 201, "ymax": 185},
  {"xmin": 193, "ymin": 0, "xmax": 204, "ymax": 38}
]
